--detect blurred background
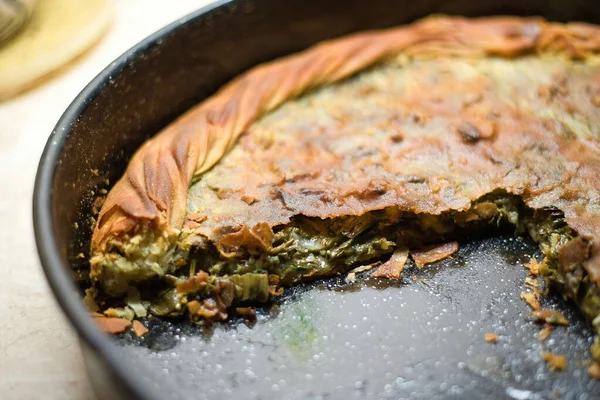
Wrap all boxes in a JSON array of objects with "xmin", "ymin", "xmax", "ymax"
[{"xmin": 0, "ymin": 1, "xmax": 211, "ymax": 399}]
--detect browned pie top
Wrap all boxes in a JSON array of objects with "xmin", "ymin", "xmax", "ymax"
[{"xmin": 92, "ymin": 16, "xmax": 600, "ymax": 284}]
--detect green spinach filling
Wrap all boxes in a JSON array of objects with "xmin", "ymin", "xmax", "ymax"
[
  {"xmin": 91, "ymin": 191, "xmax": 600, "ymax": 362},
  {"xmin": 189, "ymin": 192, "xmax": 554, "ymax": 285}
]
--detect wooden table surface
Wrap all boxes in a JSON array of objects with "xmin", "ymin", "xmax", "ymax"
[{"xmin": 0, "ymin": 1, "xmax": 211, "ymax": 398}]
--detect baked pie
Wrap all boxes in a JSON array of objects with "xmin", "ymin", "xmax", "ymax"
[{"xmin": 89, "ymin": 16, "xmax": 600, "ymax": 361}]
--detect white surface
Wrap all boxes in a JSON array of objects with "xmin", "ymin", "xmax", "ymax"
[{"xmin": 0, "ymin": 1, "xmax": 212, "ymax": 398}]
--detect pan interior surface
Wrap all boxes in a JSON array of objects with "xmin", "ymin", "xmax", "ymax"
[{"xmin": 114, "ymin": 236, "xmax": 600, "ymax": 399}]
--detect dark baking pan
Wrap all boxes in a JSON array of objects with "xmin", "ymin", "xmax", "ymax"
[{"xmin": 33, "ymin": 0, "xmax": 600, "ymax": 399}]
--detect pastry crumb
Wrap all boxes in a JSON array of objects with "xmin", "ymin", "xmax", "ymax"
[
  {"xmin": 524, "ymin": 276, "xmax": 538, "ymax": 288},
  {"xmin": 589, "ymin": 362, "xmax": 600, "ymax": 379},
  {"xmin": 93, "ymin": 316, "xmax": 132, "ymax": 334},
  {"xmin": 542, "ymin": 352, "xmax": 568, "ymax": 371},
  {"xmin": 350, "ymin": 262, "xmax": 380, "ymax": 274},
  {"xmin": 537, "ymin": 324, "xmax": 554, "ymax": 341},
  {"xmin": 132, "ymin": 320, "xmax": 148, "ymax": 337},
  {"xmin": 345, "ymin": 272, "xmax": 356, "ymax": 283},
  {"xmin": 235, "ymin": 307, "xmax": 257, "ymax": 319},
  {"xmin": 524, "ymin": 257, "xmax": 544, "ymax": 276},
  {"xmin": 530, "ymin": 309, "xmax": 569, "ymax": 326},
  {"xmin": 520, "ymin": 291, "xmax": 541, "ymax": 311},
  {"xmin": 372, "ymin": 248, "xmax": 409, "ymax": 279},
  {"xmin": 411, "ymin": 242, "xmax": 458, "ymax": 268},
  {"xmin": 484, "ymin": 333, "xmax": 498, "ymax": 343}
]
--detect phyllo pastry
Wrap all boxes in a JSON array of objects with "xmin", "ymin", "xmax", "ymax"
[{"xmin": 89, "ymin": 16, "xmax": 600, "ymax": 360}]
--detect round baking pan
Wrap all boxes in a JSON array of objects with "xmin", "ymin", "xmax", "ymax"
[{"xmin": 34, "ymin": 1, "xmax": 600, "ymax": 399}]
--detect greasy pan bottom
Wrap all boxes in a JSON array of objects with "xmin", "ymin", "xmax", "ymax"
[
  {"xmin": 115, "ymin": 236, "xmax": 600, "ymax": 399},
  {"xmin": 33, "ymin": 0, "xmax": 600, "ymax": 399}
]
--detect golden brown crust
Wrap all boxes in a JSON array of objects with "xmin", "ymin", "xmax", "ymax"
[
  {"xmin": 92, "ymin": 16, "xmax": 600, "ymax": 284},
  {"xmin": 411, "ymin": 242, "xmax": 460, "ymax": 268},
  {"xmin": 372, "ymin": 248, "xmax": 409, "ymax": 279}
]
